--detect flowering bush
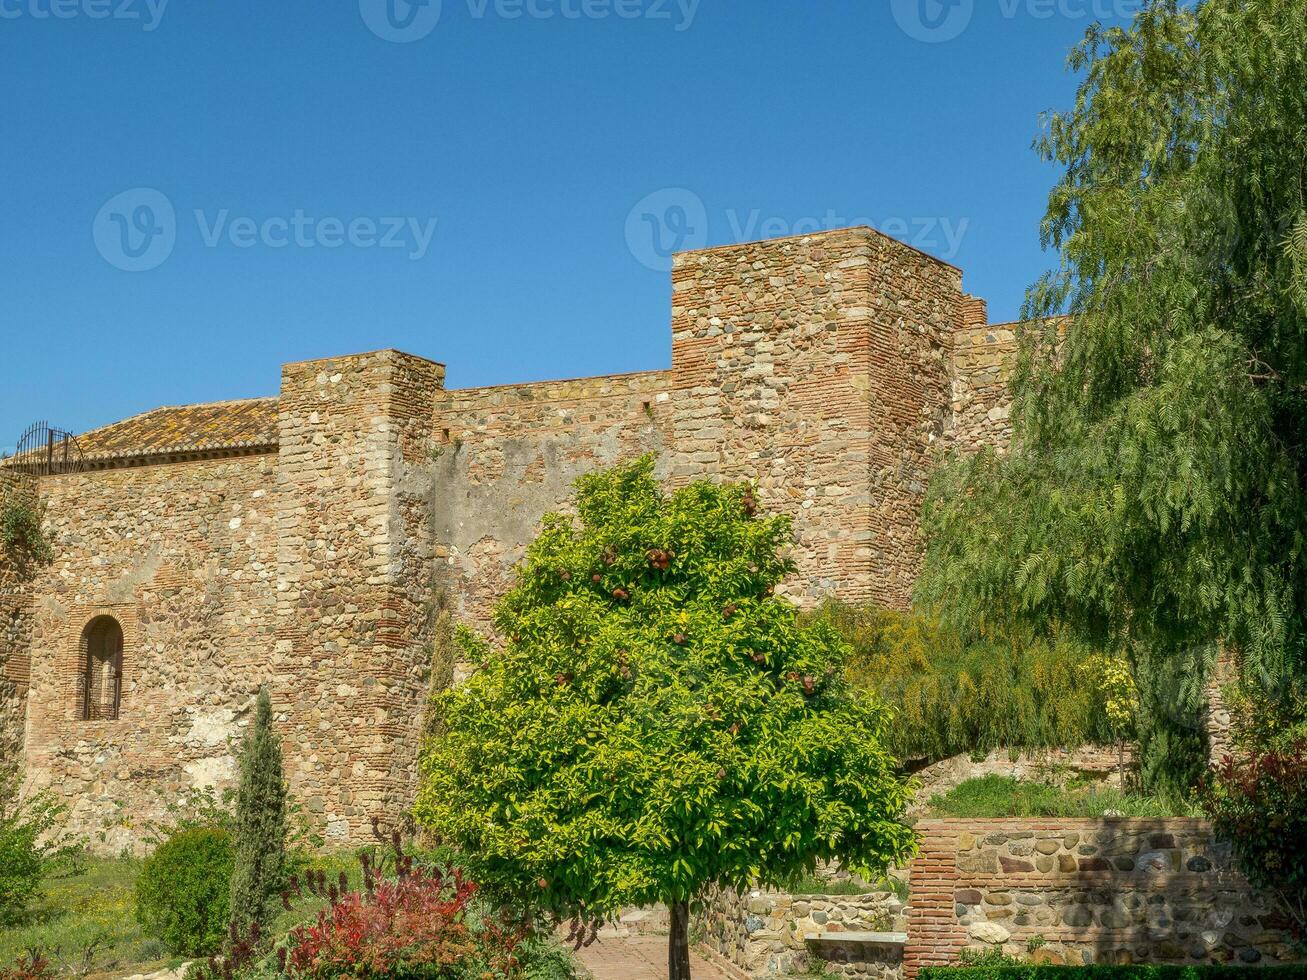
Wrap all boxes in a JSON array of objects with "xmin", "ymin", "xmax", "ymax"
[{"xmin": 1200, "ymin": 740, "xmax": 1307, "ymax": 936}]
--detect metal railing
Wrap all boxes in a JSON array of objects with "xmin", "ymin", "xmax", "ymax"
[{"xmin": 79, "ymin": 673, "xmax": 122, "ymax": 721}]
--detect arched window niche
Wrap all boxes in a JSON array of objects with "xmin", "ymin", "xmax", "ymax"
[{"xmin": 80, "ymin": 616, "xmax": 124, "ymax": 721}]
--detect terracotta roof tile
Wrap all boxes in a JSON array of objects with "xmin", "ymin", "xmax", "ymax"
[{"xmin": 76, "ymin": 397, "xmax": 280, "ymax": 462}]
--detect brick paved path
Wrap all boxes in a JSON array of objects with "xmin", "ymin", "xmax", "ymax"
[{"xmin": 574, "ymin": 934, "xmax": 734, "ymax": 979}]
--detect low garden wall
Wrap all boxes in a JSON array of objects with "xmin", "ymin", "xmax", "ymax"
[
  {"xmin": 904, "ymin": 818, "xmax": 1300, "ymax": 977},
  {"xmin": 701, "ymin": 819, "xmax": 1299, "ymax": 978},
  {"xmin": 909, "ymin": 746, "xmax": 1130, "ymax": 811},
  {"xmin": 699, "ymin": 885, "xmax": 908, "ymax": 977}
]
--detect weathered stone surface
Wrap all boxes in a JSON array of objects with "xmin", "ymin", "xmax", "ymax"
[
  {"xmin": 905, "ymin": 819, "xmax": 1303, "ymax": 979},
  {"xmin": 968, "ymin": 922, "xmax": 1011, "ymax": 945}
]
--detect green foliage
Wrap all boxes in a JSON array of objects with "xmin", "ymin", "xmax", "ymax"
[
  {"xmin": 420, "ymin": 588, "xmax": 458, "ymax": 743},
  {"xmin": 1225, "ymin": 673, "xmax": 1307, "ymax": 755},
  {"xmin": 778, "ymin": 870, "xmax": 907, "ymax": 900},
  {"xmin": 926, "ymin": 775, "xmax": 1196, "ymax": 820},
  {"xmin": 921, "ymin": 968, "xmax": 1307, "ymax": 980},
  {"xmin": 415, "ymin": 457, "xmax": 915, "ymax": 968},
  {"xmin": 1200, "ymin": 742, "xmax": 1307, "ymax": 935},
  {"xmin": 229, "ymin": 688, "xmax": 288, "ymax": 942},
  {"xmin": 0, "ymin": 490, "xmax": 51, "ymax": 569},
  {"xmin": 916, "ymin": 0, "xmax": 1307, "ymax": 794},
  {"xmin": 958, "ymin": 947, "xmax": 1026, "ymax": 968},
  {"xmin": 135, "ymin": 828, "xmax": 234, "ymax": 956},
  {"xmin": 813, "ymin": 604, "xmax": 1110, "ymax": 762},
  {"xmin": 0, "ymin": 857, "xmax": 168, "ymax": 979},
  {"xmin": 0, "ymin": 766, "xmax": 83, "ymax": 926}
]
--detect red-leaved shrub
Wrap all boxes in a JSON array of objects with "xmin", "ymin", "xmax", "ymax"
[
  {"xmin": 0, "ymin": 952, "xmax": 53, "ymax": 980},
  {"xmin": 1201, "ymin": 740, "xmax": 1307, "ymax": 936},
  {"xmin": 279, "ymin": 863, "xmax": 527, "ymax": 980}
]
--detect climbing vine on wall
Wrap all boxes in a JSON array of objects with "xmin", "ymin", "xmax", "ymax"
[{"xmin": 0, "ymin": 484, "xmax": 51, "ymax": 570}]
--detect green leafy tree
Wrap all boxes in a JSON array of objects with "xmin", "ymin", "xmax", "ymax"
[
  {"xmin": 811, "ymin": 602, "xmax": 1112, "ymax": 762},
  {"xmin": 415, "ymin": 457, "xmax": 915, "ymax": 980},
  {"xmin": 228, "ymin": 687, "xmax": 287, "ymax": 943},
  {"xmin": 917, "ymin": 0, "xmax": 1307, "ymax": 795}
]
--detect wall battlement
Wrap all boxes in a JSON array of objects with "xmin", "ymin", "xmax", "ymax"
[{"xmin": 3, "ymin": 227, "xmax": 1018, "ymax": 847}]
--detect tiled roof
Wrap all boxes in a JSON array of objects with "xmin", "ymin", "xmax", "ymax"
[{"xmin": 76, "ymin": 397, "xmax": 280, "ymax": 464}]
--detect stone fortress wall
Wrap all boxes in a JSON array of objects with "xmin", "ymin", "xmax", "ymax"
[
  {"xmin": 0, "ymin": 471, "xmax": 37, "ymax": 762},
  {"xmin": 3, "ymin": 227, "xmax": 1021, "ymax": 847}
]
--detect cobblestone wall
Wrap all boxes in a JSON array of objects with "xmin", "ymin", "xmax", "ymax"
[
  {"xmin": 0, "ymin": 471, "xmax": 37, "ymax": 761},
  {"xmin": 700, "ymin": 885, "xmax": 907, "ymax": 977},
  {"xmin": 904, "ymin": 818, "xmax": 1301, "ymax": 977},
  {"xmin": 20, "ymin": 455, "xmax": 279, "ymax": 851}
]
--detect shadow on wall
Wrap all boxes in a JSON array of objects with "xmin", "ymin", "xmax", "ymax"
[{"xmin": 905, "ymin": 818, "xmax": 1301, "ymax": 976}]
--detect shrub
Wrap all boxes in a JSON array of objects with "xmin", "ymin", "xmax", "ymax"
[
  {"xmin": 189, "ymin": 825, "xmax": 576, "ymax": 980},
  {"xmin": 229, "ymin": 688, "xmax": 287, "ymax": 942},
  {"xmin": 0, "ymin": 952, "xmax": 53, "ymax": 980},
  {"xmin": 810, "ymin": 603, "xmax": 1111, "ymax": 763},
  {"xmin": 280, "ymin": 865, "xmax": 522, "ymax": 979},
  {"xmin": 1200, "ymin": 740, "xmax": 1307, "ymax": 935},
  {"xmin": 1224, "ymin": 673, "xmax": 1307, "ymax": 756},
  {"xmin": 0, "ymin": 483, "xmax": 51, "ymax": 569},
  {"xmin": 0, "ymin": 766, "xmax": 82, "ymax": 925},
  {"xmin": 135, "ymin": 827, "xmax": 235, "ymax": 956}
]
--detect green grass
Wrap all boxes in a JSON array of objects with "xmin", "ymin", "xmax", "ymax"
[
  {"xmin": 779, "ymin": 871, "xmax": 910, "ymax": 900},
  {"xmin": 0, "ymin": 857, "xmax": 168, "ymax": 979},
  {"xmin": 926, "ymin": 775, "xmax": 1200, "ymax": 819},
  {"xmin": 0, "ymin": 852, "xmax": 368, "ymax": 978}
]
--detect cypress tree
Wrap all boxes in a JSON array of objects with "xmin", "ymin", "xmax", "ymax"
[{"xmin": 228, "ymin": 687, "xmax": 287, "ymax": 941}]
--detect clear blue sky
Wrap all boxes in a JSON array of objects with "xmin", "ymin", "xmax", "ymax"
[{"xmin": 0, "ymin": 0, "xmax": 1143, "ymax": 447}]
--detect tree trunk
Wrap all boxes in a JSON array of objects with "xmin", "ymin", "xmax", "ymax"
[{"xmin": 668, "ymin": 899, "xmax": 692, "ymax": 980}]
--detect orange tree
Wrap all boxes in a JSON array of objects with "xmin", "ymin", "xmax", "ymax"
[{"xmin": 414, "ymin": 456, "xmax": 915, "ymax": 980}]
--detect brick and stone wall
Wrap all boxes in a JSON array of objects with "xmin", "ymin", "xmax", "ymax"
[
  {"xmin": 700, "ymin": 884, "xmax": 908, "ymax": 977},
  {"xmin": 5, "ymin": 225, "xmax": 1008, "ymax": 848},
  {"xmin": 428, "ymin": 370, "xmax": 671, "ymax": 630},
  {"xmin": 19, "ymin": 455, "xmax": 279, "ymax": 851},
  {"xmin": 903, "ymin": 818, "xmax": 1300, "ymax": 977},
  {"xmin": 0, "ymin": 471, "xmax": 37, "ymax": 761},
  {"xmin": 669, "ymin": 229, "xmax": 963, "ymax": 609},
  {"xmin": 947, "ymin": 316, "xmax": 1017, "ymax": 456},
  {"xmin": 274, "ymin": 350, "xmax": 443, "ymax": 844}
]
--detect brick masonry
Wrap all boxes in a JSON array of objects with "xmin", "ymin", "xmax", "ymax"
[
  {"xmin": 903, "ymin": 819, "xmax": 1300, "ymax": 977},
  {"xmin": 0, "ymin": 226, "xmax": 1047, "ymax": 847}
]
